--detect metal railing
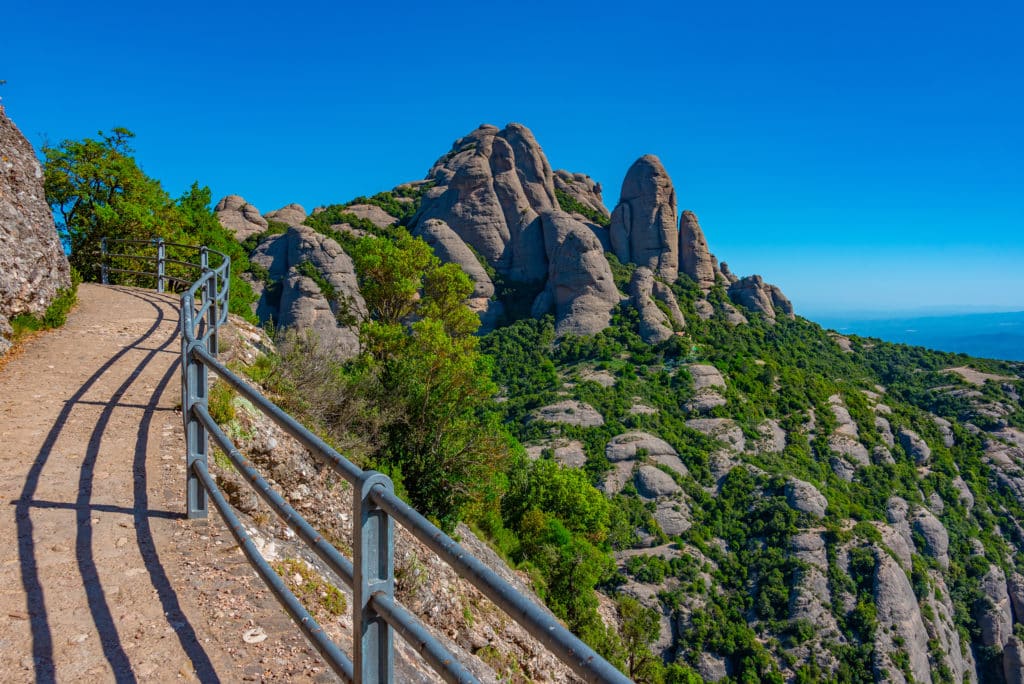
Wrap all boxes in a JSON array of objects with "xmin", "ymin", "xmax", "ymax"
[{"xmin": 97, "ymin": 240, "xmax": 632, "ymax": 684}]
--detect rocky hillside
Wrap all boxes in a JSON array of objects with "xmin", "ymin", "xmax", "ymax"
[
  {"xmin": 218, "ymin": 123, "xmax": 1024, "ymax": 683},
  {"xmin": 0, "ymin": 106, "xmax": 72, "ymax": 355}
]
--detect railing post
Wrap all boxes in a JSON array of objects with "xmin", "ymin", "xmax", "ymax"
[
  {"xmin": 157, "ymin": 238, "xmax": 166, "ymax": 293},
  {"xmin": 182, "ymin": 299, "xmax": 209, "ymax": 519},
  {"xmin": 353, "ymin": 472, "xmax": 394, "ymax": 683},
  {"xmin": 100, "ymin": 237, "xmax": 109, "ymax": 285},
  {"xmin": 201, "ymin": 247, "xmax": 218, "ymax": 356}
]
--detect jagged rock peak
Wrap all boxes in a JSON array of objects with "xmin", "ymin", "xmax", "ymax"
[
  {"xmin": 0, "ymin": 106, "xmax": 72, "ymax": 355},
  {"xmin": 553, "ymin": 170, "xmax": 610, "ymax": 220},
  {"xmin": 215, "ymin": 194, "xmax": 268, "ymax": 241},
  {"xmin": 678, "ymin": 210, "xmax": 717, "ymax": 289},
  {"xmin": 610, "ymin": 155, "xmax": 679, "ymax": 281},
  {"xmin": 416, "ymin": 122, "xmax": 556, "ymax": 283}
]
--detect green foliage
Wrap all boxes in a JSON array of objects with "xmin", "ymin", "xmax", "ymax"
[
  {"xmin": 554, "ymin": 188, "xmax": 611, "ymax": 227},
  {"xmin": 43, "ymin": 130, "xmax": 257, "ymax": 321}
]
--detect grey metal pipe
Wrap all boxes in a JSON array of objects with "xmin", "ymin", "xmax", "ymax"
[
  {"xmin": 193, "ymin": 403, "xmax": 355, "ymax": 586},
  {"xmin": 370, "ymin": 488, "xmax": 632, "ymax": 684},
  {"xmin": 190, "ymin": 460, "xmax": 355, "ymax": 682}
]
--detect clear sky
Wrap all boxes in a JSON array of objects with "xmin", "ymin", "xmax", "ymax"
[{"xmin": 3, "ymin": 0, "xmax": 1022, "ymax": 317}]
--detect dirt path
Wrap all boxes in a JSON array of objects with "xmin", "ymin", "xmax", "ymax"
[{"xmin": 0, "ymin": 284, "xmax": 326, "ymax": 682}]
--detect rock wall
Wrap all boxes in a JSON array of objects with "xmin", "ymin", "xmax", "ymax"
[{"xmin": 0, "ymin": 106, "xmax": 72, "ymax": 354}]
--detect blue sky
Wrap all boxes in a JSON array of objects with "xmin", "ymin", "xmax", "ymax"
[{"xmin": 3, "ymin": 0, "xmax": 1022, "ymax": 316}]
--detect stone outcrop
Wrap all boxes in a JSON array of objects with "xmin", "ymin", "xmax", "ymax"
[
  {"xmin": 250, "ymin": 225, "xmax": 365, "ymax": 359},
  {"xmin": 686, "ymin": 418, "xmax": 746, "ymax": 452},
  {"xmin": 412, "ymin": 218, "xmax": 504, "ymax": 332},
  {"xmin": 415, "ymin": 123, "xmax": 555, "ymax": 284},
  {"xmin": 976, "ymin": 565, "xmax": 1013, "ymax": 650},
  {"xmin": 785, "ymin": 478, "xmax": 828, "ymax": 519},
  {"xmin": 0, "ymin": 106, "xmax": 72, "ymax": 355},
  {"xmin": 910, "ymin": 507, "xmax": 949, "ymax": 568},
  {"xmin": 789, "ymin": 533, "xmax": 841, "ymax": 638},
  {"xmin": 728, "ymin": 274, "xmax": 793, "ymax": 321},
  {"xmin": 265, "ymin": 203, "xmax": 307, "ymax": 226},
  {"xmin": 678, "ymin": 211, "xmax": 716, "ymax": 289},
  {"xmin": 1006, "ymin": 637, "xmax": 1024, "ymax": 684},
  {"xmin": 898, "ymin": 428, "xmax": 931, "ymax": 464},
  {"xmin": 609, "ymin": 155, "xmax": 678, "ymax": 281},
  {"xmin": 341, "ymin": 203, "xmax": 397, "ymax": 229},
  {"xmin": 606, "ymin": 432, "xmax": 679, "ymax": 464},
  {"xmin": 873, "ymin": 549, "xmax": 933, "ymax": 684},
  {"xmin": 214, "ymin": 195, "xmax": 267, "ymax": 241},
  {"xmin": 553, "ymin": 170, "xmax": 609, "ymax": 222},
  {"xmin": 635, "ymin": 465, "xmax": 681, "ymax": 499},
  {"xmin": 629, "ymin": 267, "xmax": 673, "ymax": 344},
  {"xmin": 531, "ymin": 400, "xmax": 604, "ymax": 427},
  {"xmin": 531, "ymin": 211, "xmax": 619, "ymax": 337}
]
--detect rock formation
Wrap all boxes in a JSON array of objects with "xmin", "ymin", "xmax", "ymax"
[
  {"xmin": 412, "ymin": 218, "xmax": 504, "ymax": 332},
  {"xmin": 629, "ymin": 267, "xmax": 674, "ymax": 344},
  {"xmin": 415, "ymin": 123, "xmax": 555, "ymax": 284},
  {"xmin": 250, "ymin": 225, "xmax": 365, "ymax": 359},
  {"xmin": 531, "ymin": 211, "xmax": 619, "ymax": 337},
  {"xmin": 678, "ymin": 211, "xmax": 717, "ymax": 289},
  {"xmin": 873, "ymin": 549, "xmax": 933, "ymax": 683},
  {"xmin": 609, "ymin": 155, "xmax": 679, "ymax": 281},
  {"xmin": 265, "ymin": 203, "xmax": 307, "ymax": 226},
  {"xmin": 0, "ymin": 106, "xmax": 72, "ymax": 355},
  {"xmin": 553, "ymin": 170, "xmax": 609, "ymax": 222},
  {"xmin": 215, "ymin": 195, "xmax": 267, "ymax": 241}
]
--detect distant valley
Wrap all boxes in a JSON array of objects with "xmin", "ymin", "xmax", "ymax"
[{"xmin": 815, "ymin": 310, "xmax": 1024, "ymax": 362}]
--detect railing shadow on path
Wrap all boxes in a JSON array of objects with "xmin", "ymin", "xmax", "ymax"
[{"xmin": 13, "ymin": 286, "xmax": 218, "ymax": 683}]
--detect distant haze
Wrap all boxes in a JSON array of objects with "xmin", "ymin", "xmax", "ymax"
[{"xmin": 812, "ymin": 310, "xmax": 1024, "ymax": 362}]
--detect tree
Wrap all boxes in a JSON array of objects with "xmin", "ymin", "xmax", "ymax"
[
  {"xmin": 349, "ymin": 231, "xmax": 510, "ymax": 530},
  {"xmin": 42, "ymin": 129, "xmax": 256, "ymax": 320}
]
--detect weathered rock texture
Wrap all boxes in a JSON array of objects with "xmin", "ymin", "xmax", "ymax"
[
  {"xmin": 678, "ymin": 211, "xmax": 717, "ymax": 289},
  {"xmin": 873, "ymin": 549, "xmax": 933, "ymax": 683},
  {"xmin": 609, "ymin": 155, "xmax": 679, "ymax": 281},
  {"xmin": 415, "ymin": 123, "xmax": 556, "ymax": 284},
  {"xmin": 629, "ymin": 267, "xmax": 674, "ymax": 344},
  {"xmin": 0, "ymin": 106, "xmax": 72, "ymax": 354},
  {"xmin": 531, "ymin": 211, "xmax": 619, "ymax": 336},
  {"xmin": 553, "ymin": 170, "xmax": 609, "ymax": 221},
  {"xmin": 250, "ymin": 225, "xmax": 365, "ymax": 359},
  {"xmin": 728, "ymin": 275, "xmax": 793, "ymax": 321},
  {"xmin": 264, "ymin": 203, "xmax": 307, "ymax": 226},
  {"xmin": 215, "ymin": 194, "xmax": 267, "ymax": 241}
]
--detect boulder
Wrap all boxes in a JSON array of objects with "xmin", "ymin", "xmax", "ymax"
[
  {"xmin": 635, "ymin": 465, "xmax": 681, "ymax": 499},
  {"xmin": 718, "ymin": 261, "xmax": 739, "ymax": 284},
  {"xmin": 341, "ymin": 203, "xmax": 397, "ymax": 228},
  {"xmin": 728, "ymin": 275, "xmax": 776, "ymax": 320},
  {"xmin": 215, "ymin": 194, "xmax": 268, "ymax": 241},
  {"xmin": 686, "ymin": 418, "xmax": 745, "ymax": 452},
  {"xmin": 653, "ymin": 500, "xmax": 691, "ymax": 536},
  {"xmin": 265, "ymin": 202, "xmax": 307, "ymax": 226},
  {"xmin": 413, "ymin": 218, "xmax": 494, "ymax": 299},
  {"xmin": 952, "ymin": 475, "xmax": 974, "ymax": 510},
  {"xmin": 932, "ymin": 415, "xmax": 956, "ymax": 448},
  {"xmin": 651, "ymin": 280, "xmax": 685, "ymax": 328},
  {"xmin": 875, "ymin": 416, "xmax": 896, "ymax": 447},
  {"xmin": 1006, "ymin": 637, "xmax": 1024, "ymax": 684},
  {"xmin": 609, "ymin": 155, "xmax": 679, "ymax": 281},
  {"xmin": 976, "ymin": 565, "xmax": 1013, "ymax": 650},
  {"xmin": 532, "ymin": 211, "xmax": 620, "ymax": 337},
  {"xmin": 531, "ymin": 400, "xmax": 604, "ymax": 427},
  {"xmin": 767, "ymin": 284, "xmax": 794, "ymax": 317},
  {"xmin": 606, "ymin": 432, "xmax": 679, "ymax": 463},
  {"xmin": 910, "ymin": 507, "xmax": 949, "ymax": 568},
  {"xmin": 898, "ymin": 428, "xmax": 931, "ymax": 464},
  {"xmin": 629, "ymin": 267, "xmax": 673, "ymax": 344},
  {"xmin": 553, "ymin": 169, "xmax": 609, "ymax": 221},
  {"xmin": 251, "ymin": 225, "xmax": 365, "ymax": 359},
  {"xmin": 678, "ymin": 211, "xmax": 716, "ymax": 289},
  {"xmin": 785, "ymin": 478, "xmax": 829, "ymax": 519},
  {"xmin": 0, "ymin": 106, "xmax": 72, "ymax": 354},
  {"xmin": 1008, "ymin": 572, "xmax": 1024, "ymax": 624},
  {"xmin": 789, "ymin": 533, "xmax": 841, "ymax": 638},
  {"xmin": 685, "ymin": 363, "xmax": 726, "ymax": 390},
  {"xmin": 755, "ymin": 419, "xmax": 787, "ymax": 454},
  {"xmin": 415, "ymin": 123, "xmax": 554, "ymax": 283},
  {"xmin": 873, "ymin": 549, "xmax": 933, "ymax": 684},
  {"xmin": 694, "ymin": 298, "xmax": 715, "ymax": 320},
  {"xmin": 719, "ymin": 300, "xmax": 748, "ymax": 326}
]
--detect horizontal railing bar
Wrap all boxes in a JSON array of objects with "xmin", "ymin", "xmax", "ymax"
[
  {"xmin": 188, "ymin": 344, "xmax": 365, "ymax": 485},
  {"xmin": 190, "ymin": 460, "xmax": 355, "ymax": 682},
  {"xmin": 102, "ymin": 238, "xmax": 159, "ymax": 245},
  {"xmin": 162, "ymin": 257, "xmax": 205, "ymax": 269},
  {"xmin": 193, "ymin": 404, "xmax": 356, "ymax": 586},
  {"xmin": 370, "ymin": 593, "xmax": 479, "ymax": 684},
  {"xmin": 370, "ymin": 487, "xmax": 632, "ymax": 684},
  {"xmin": 107, "ymin": 253, "xmax": 160, "ymax": 262},
  {"xmin": 164, "ymin": 276, "xmax": 196, "ymax": 286},
  {"xmin": 106, "ymin": 267, "xmax": 157, "ymax": 278}
]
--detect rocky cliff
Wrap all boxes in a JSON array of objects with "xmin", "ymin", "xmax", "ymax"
[{"xmin": 0, "ymin": 106, "xmax": 72, "ymax": 355}]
